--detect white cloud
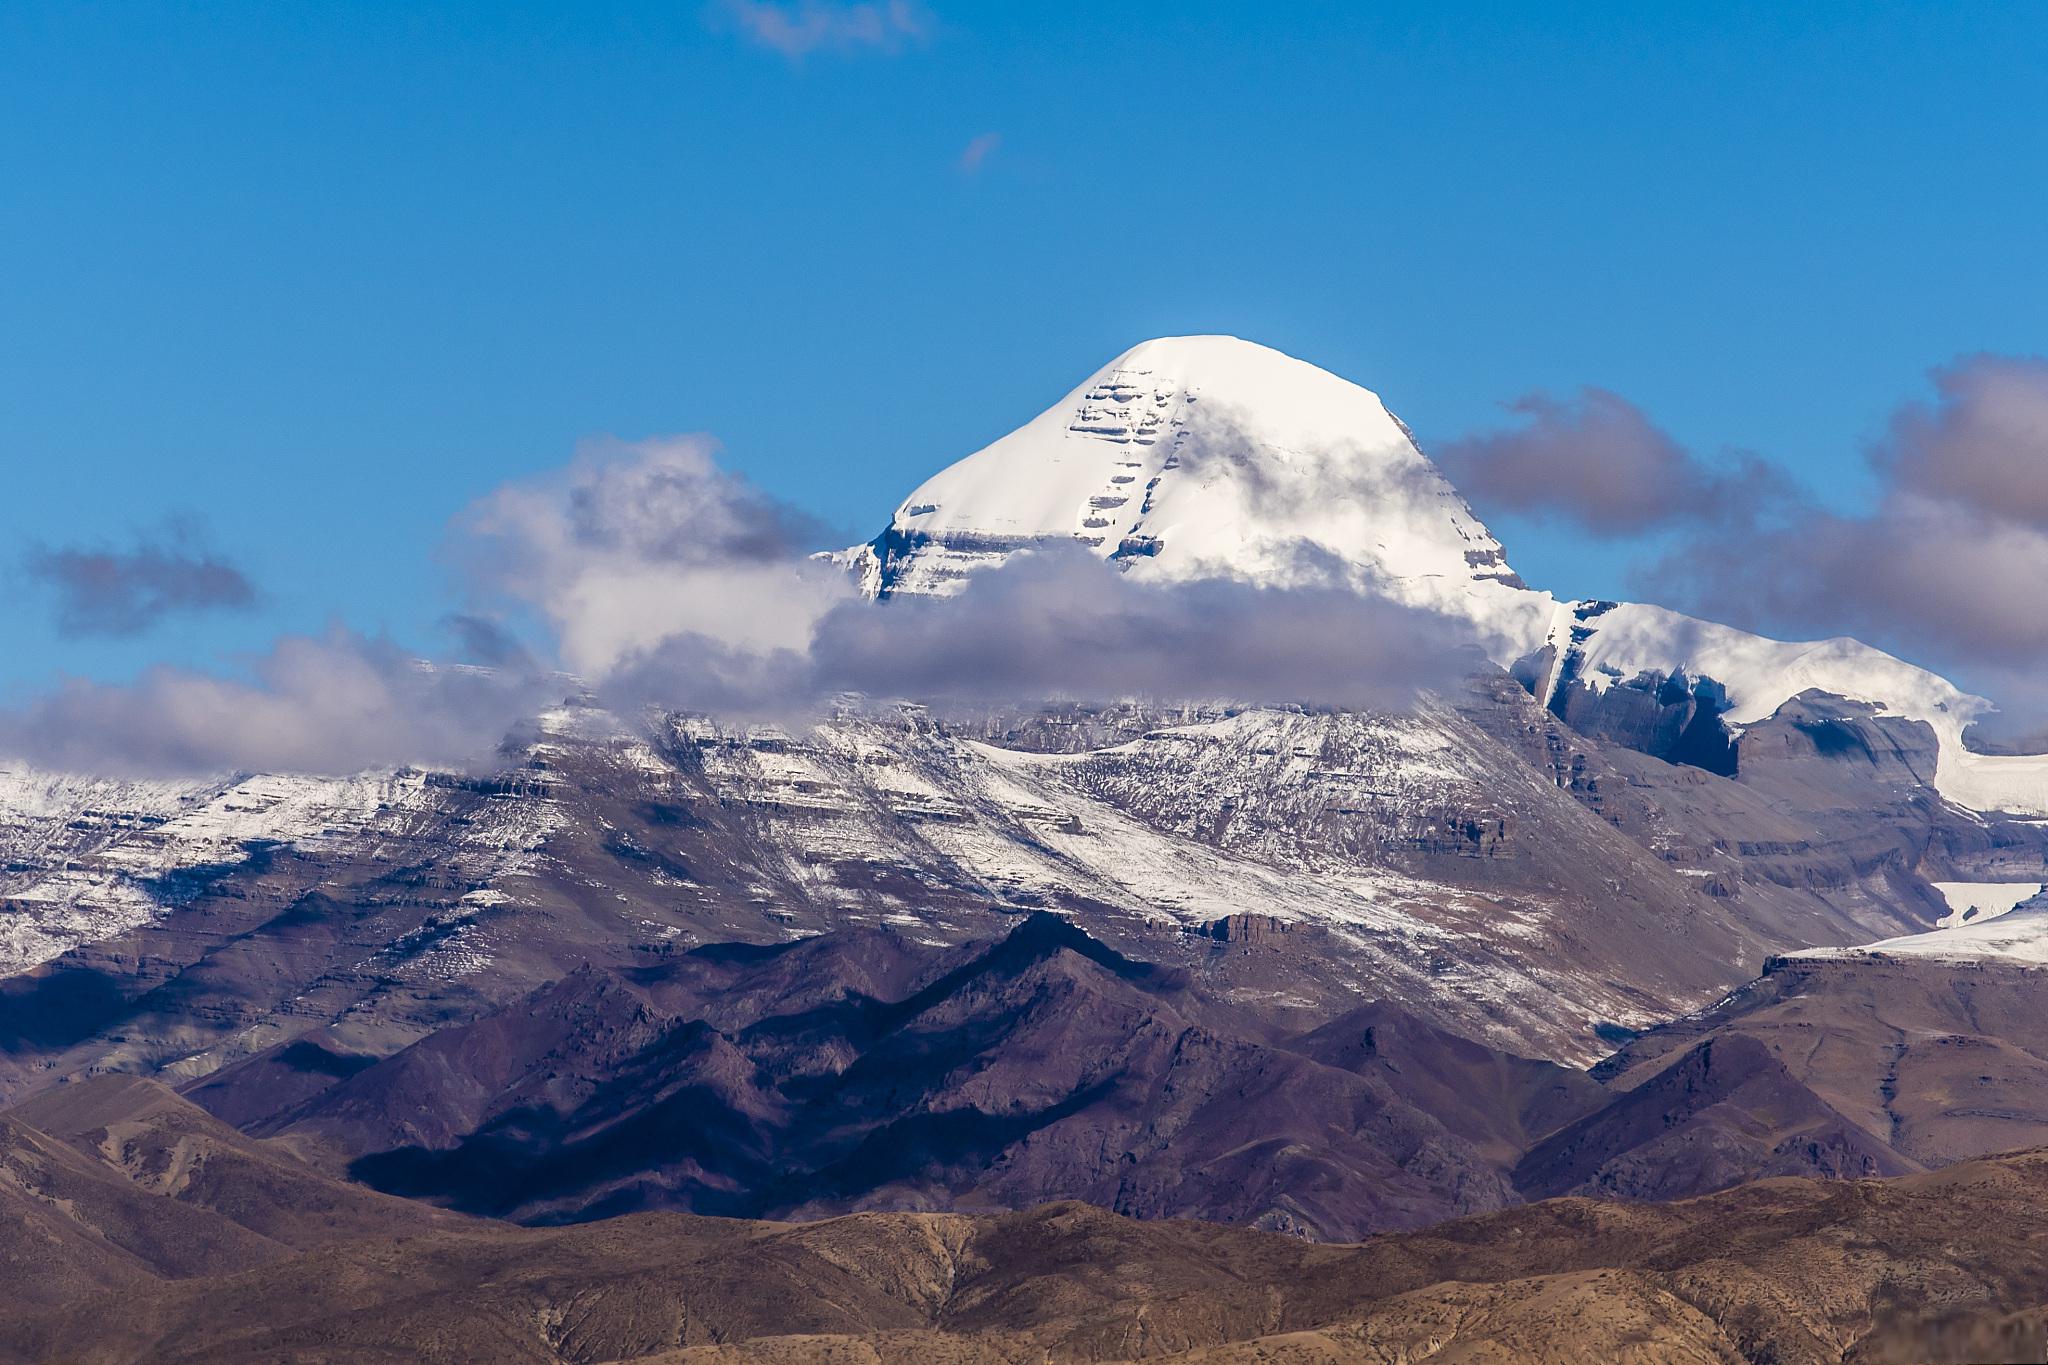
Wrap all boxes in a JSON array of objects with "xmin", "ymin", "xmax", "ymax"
[
  {"xmin": 457, "ymin": 435, "xmax": 853, "ymax": 679},
  {"xmin": 0, "ymin": 630, "xmax": 548, "ymax": 777}
]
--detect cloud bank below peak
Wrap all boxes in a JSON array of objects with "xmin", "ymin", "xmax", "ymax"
[
  {"xmin": 1, "ymin": 430, "xmax": 1480, "ymax": 777},
  {"xmin": 0, "ymin": 630, "xmax": 551, "ymax": 778},
  {"xmin": 465, "ymin": 435, "xmax": 1482, "ymax": 721}
]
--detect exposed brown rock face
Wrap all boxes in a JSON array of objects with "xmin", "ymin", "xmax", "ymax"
[
  {"xmin": 1516, "ymin": 1032, "xmax": 1920, "ymax": 1201},
  {"xmin": 1195, "ymin": 912, "xmax": 1292, "ymax": 945},
  {"xmin": 10, "ymin": 903, "xmax": 2038, "ymax": 1253},
  {"xmin": 11, "ymin": 1075, "xmax": 2048, "ymax": 1364},
  {"xmin": 183, "ymin": 914, "xmax": 1595, "ymax": 1241},
  {"xmin": 1592, "ymin": 951, "xmax": 2048, "ymax": 1175}
]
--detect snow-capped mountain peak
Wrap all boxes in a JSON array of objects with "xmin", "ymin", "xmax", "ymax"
[
  {"xmin": 847, "ymin": 335, "xmax": 1545, "ymax": 650},
  {"xmin": 841, "ymin": 335, "xmax": 2048, "ymax": 816}
]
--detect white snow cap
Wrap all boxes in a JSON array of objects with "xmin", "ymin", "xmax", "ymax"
[{"xmin": 864, "ymin": 335, "xmax": 1549, "ymax": 657}]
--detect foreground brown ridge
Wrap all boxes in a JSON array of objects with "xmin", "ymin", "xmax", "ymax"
[{"xmin": 4, "ymin": 1075, "xmax": 2048, "ymax": 1364}]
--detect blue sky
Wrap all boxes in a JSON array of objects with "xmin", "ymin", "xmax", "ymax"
[{"xmin": 5, "ymin": 1, "xmax": 2047, "ymax": 695}]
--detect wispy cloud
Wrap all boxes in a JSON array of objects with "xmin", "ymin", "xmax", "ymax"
[
  {"xmin": 1642, "ymin": 356, "xmax": 2048, "ymax": 681},
  {"xmin": 957, "ymin": 131, "xmax": 1001, "ymax": 173},
  {"xmin": 0, "ymin": 629, "xmax": 549, "ymax": 778},
  {"xmin": 1436, "ymin": 388, "xmax": 1788, "ymax": 537},
  {"xmin": 713, "ymin": 0, "xmax": 932, "ymax": 60},
  {"xmin": 440, "ymin": 613, "xmax": 538, "ymax": 671},
  {"xmin": 24, "ymin": 519, "xmax": 259, "ymax": 637},
  {"xmin": 1875, "ymin": 354, "xmax": 2048, "ymax": 528}
]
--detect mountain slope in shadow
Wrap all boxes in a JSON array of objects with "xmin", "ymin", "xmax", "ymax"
[{"xmin": 207, "ymin": 914, "xmax": 1577, "ymax": 1238}]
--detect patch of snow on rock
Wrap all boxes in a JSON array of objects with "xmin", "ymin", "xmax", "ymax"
[{"xmin": 1931, "ymin": 880, "xmax": 2047, "ymax": 929}]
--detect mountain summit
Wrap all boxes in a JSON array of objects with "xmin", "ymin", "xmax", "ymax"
[
  {"xmin": 845, "ymin": 335, "xmax": 1542, "ymax": 648},
  {"xmin": 845, "ymin": 336, "xmax": 2048, "ymax": 815}
]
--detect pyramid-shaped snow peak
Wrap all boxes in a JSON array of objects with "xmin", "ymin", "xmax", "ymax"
[
  {"xmin": 843, "ymin": 335, "xmax": 1545, "ymax": 653},
  {"xmin": 837, "ymin": 334, "xmax": 2048, "ymax": 816}
]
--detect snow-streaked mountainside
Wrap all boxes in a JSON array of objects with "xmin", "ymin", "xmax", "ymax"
[
  {"xmin": 846, "ymin": 335, "xmax": 2048, "ymax": 815},
  {"xmin": 1528, "ymin": 598, "xmax": 2048, "ymax": 815},
  {"xmin": 7, "ymin": 330, "xmax": 2048, "ymax": 1022},
  {"xmin": 0, "ymin": 762, "xmax": 560, "ymax": 974}
]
